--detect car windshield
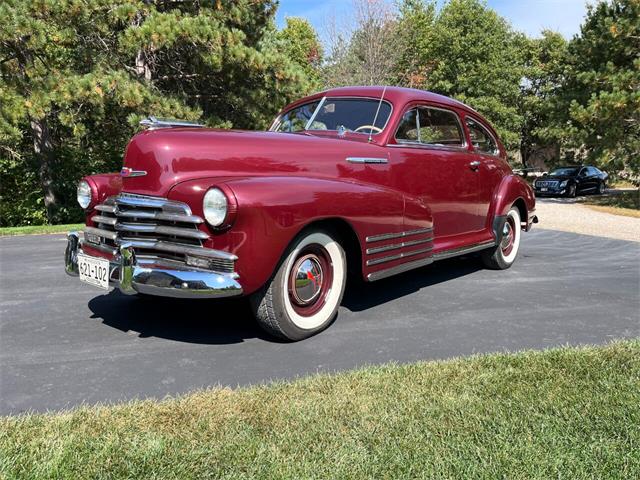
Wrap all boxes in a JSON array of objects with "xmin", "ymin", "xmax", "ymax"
[
  {"xmin": 549, "ymin": 167, "xmax": 579, "ymax": 176},
  {"xmin": 271, "ymin": 97, "xmax": 392, "ymax": 135}
]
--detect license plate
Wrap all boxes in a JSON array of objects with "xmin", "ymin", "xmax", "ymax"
[
  {"xmin": 540, "ymin": 187, "xmax": 548, "ymax": 192},
  {"xmin": 77, "ymin": 253, "xmax": 110, "ymax": 290}
]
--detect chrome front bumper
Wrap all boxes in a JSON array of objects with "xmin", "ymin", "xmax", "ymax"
[{"xmin": 64, "ymin": 232, "xmax": 243, "ymax": 299}]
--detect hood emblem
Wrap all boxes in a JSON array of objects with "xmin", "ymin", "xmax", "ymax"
[{"xmin": 120, "ymin": 167, "xmax": 147, "ymax": 178}]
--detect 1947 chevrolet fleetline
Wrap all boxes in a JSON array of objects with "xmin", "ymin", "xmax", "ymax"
[{"xmin": 65, "ymin": 86, "xmax": 537, "ymax": 341}]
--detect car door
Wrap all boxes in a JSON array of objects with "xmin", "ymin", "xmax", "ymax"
[
  {"xmin": 464, "ymin": 116, "xmax": 505, "ymax": 224},
  {"xmin": 387, "ymin": 104, "xmax": 486, "ymax": 238},
  {"xmin": 577, "ymin": 167, "xmax": 593, "ymax": 193}
]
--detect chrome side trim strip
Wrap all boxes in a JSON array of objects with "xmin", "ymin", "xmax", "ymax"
[
  {"xmin": 366, "ymin": 227, "xmax": 433, "ymax": 243},
  {"xmin": 346, "ymin": 157, "xmax": 388, "ymax": 164},
  {"xmin": 366, "ymin": 247, "xmax": 433, "ymax": 266},
  {"xmin": 366, "ymin": 237, "xmax": 433, "ymax": 255},
  {"xmin": 432, "ymin": 240, "xmax": 496, "ymax": 261},
  {"xmin": 368, "ymin": 257, "xmax": 434, "ymax": 281}
]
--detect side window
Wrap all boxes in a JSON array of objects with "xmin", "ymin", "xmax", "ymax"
[
  {"xmin": 466, "ymin": 117, "xmax": 499, "ymax": 156},
  {"xmin": 395, "ymin": 109, "xmax": 419, "ymax": 143},
  {"xmin": 417, "ymin": 107, "xmax": 464, "ymax": 146},
  {"xmin": 273, "ymin": 101, "xmax": 320, "ymax": 132},
  {"xmin": 395, "ymin": 106, "xmax": 463, "ymax": 146}
]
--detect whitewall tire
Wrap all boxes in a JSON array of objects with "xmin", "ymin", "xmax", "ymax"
[
  {"xmin": 481, "ymin": 207, "xmax": 521, "ymax": 270},
  {"xmin": 250, "ymin": 230, "xmax": 347, "ymax": 341}
]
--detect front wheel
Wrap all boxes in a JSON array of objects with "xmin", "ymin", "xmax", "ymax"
[
  {"xmin": 481, "ymin": 207, "xmax": 522, "ymax": 270},
  {"xmin": 250, "ymin": 230, "xmax": 347, "ymax": 341},
  {"xmin": 597, "ymin": 181, "xmax": 606, "ymax": 195},
  {"xmin": 566, "ymin": 184, "xmax": 577, "ymax": 198}
]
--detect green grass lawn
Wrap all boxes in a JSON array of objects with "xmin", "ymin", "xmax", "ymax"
[
  {"xmin": 0, "ymin": 223, "xmax": 84, "ymax": 236},
  {"xmin": 581, "ymin": 190, "xmax": 640, "ymax": 218},
  {"xmin": 1, "ymin": 340, "xmax": 639, "ymax": 479}
]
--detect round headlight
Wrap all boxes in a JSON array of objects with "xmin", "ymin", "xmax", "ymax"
[
  {"xmin": 77, "ymin": 180, "xmax": 92, "ymax": 209},
  {"xmin": 203, "ymin": 188, "xmax": 228, "ymax": 227}
]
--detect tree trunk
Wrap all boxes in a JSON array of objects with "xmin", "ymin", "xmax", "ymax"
[
  {"xmin": 31, "ymin": 117, "xmax": 57, "ymax": 223},
  {"xmin": 135, "ymin": 49, "xmax": 152, "ymax": 82}
]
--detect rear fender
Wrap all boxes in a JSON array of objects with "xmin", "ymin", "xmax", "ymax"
[
  {"xmin": 169, "ymin": 176, "xmax": 406, "ymax": 293},
  {"xmin": 487, "ymin": 174, "xmax": 536, "ymax": 239}
]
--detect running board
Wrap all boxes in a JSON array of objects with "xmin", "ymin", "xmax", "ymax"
[{"xmin": 367, "ymin": 240, "xmax": 496, "ymax": 282}]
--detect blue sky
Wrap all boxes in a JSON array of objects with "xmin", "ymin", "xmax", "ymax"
[{"xmin": 276, "ymin": 0, "xmax": 590, "ymax": 40}]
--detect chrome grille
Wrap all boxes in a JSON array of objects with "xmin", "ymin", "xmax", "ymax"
[
  {"xmin": 536, "ymin": 180, "xmax": 559, "ymax": 188},
  {"xmin": 85, "ymin": 193, "xmax": 235, "ymax": 273}
]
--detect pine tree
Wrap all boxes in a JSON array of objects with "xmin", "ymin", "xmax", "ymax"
[{"xmin": 0, "ymin": 0, "xmax": 312, "ymax": 225}]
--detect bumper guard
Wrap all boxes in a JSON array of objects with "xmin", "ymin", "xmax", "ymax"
[{"xmin": 65, "ymin": 231, "xmax": 243, "ymax": 299}]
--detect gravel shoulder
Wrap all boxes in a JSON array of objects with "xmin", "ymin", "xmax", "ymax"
[{"xmin": 535, "ymin": 196, "xmax": 640, "ymax": 243}]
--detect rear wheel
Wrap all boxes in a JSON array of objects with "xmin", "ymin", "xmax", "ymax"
[
  {"xmin": 481, "ymin": 207, "xmax": 521, "ymax": 270},
  {"xmin": 250, "ymin": 230, "xmax": 347, "ymax": 341}
]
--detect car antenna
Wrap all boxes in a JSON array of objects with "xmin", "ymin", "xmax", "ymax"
[{"xmin": 368, "ymin": 85, "xmax": 387, "ymax": 143}]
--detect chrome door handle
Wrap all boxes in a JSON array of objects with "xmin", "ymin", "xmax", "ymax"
[{"xmin": 469, "ymin": 161, "xmax": 481, "ymax": 171}]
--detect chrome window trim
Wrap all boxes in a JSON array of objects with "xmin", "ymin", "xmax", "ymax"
[
  {"xmin": 464, "ymin": 115, "xmax": 500, "ymax": 158},
  {"xmin": 393, "ymin": 104, "xmax": 468, "ymax": 150},
  {"xmin": 305, "ymin": 96, "xmax": 327, "ymax": 130},
  {"xmin": 270, "ymin": 96, "xmax": 394, "ymax": 136}
]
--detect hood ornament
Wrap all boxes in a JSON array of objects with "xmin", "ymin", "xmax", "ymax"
[
  {"xmin": 120, "ymin": 167, "xmax": 147, "ymax": 178},
  {"xmin": 140, "ymin": 116, "xmax": 205, "ymax": 130}
]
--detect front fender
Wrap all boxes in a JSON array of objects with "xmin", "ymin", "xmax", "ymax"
[
  {"xmin": 83, "ymin": 173, "xmax": 122, "ymax": 226},
  {"xmin": 169, "ymin": 176, "xmax": 406, "ymax": 294}
]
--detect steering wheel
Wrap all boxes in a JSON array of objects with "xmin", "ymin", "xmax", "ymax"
[{"xmin": 354, "ymin": 125, "xmax": 382, "ymax": 134}]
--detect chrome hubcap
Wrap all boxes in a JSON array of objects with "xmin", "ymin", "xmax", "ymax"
[
  {"xmin": 501, "ymin": 221, "xmax": 514, "ymax": 251},
  {"xmin": 291, "ymin": 255, "xmax": 324, "ymax": 305}
]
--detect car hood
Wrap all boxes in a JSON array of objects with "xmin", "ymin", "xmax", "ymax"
[{"xmin": 119, "ymin": 128, "xmax": 386, "ymax": 197}]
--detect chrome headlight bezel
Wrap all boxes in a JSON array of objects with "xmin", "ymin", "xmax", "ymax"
[
  {"xmin": 203, "ymin": 188, "xmax": 228, "ymax": 227},
  {"xmin": 77, "ymin": 180, "xmax": 93, "ymax": 209}
]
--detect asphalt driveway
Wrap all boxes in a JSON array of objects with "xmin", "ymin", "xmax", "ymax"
[{"xmin": 1, "ymin": 229, "xmax": 639, "ymax": 415}]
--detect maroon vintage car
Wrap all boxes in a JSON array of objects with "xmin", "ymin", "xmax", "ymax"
[{"xmin": 65, "ymin": 86, "xmax": 537, "ymax": 340}]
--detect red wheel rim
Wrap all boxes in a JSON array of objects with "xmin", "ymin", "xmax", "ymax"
[
  {"xmin": 287, "ymin": 245, "xmax": 333, "ymax": 317},
  {"xmin": 500, "ymin": 217, "xmax": 516, "ymax": 256}
]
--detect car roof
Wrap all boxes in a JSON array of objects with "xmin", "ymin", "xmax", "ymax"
[{"xmin": 286, "ymin": 86, "xmax": 477, "ymax": 114}]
